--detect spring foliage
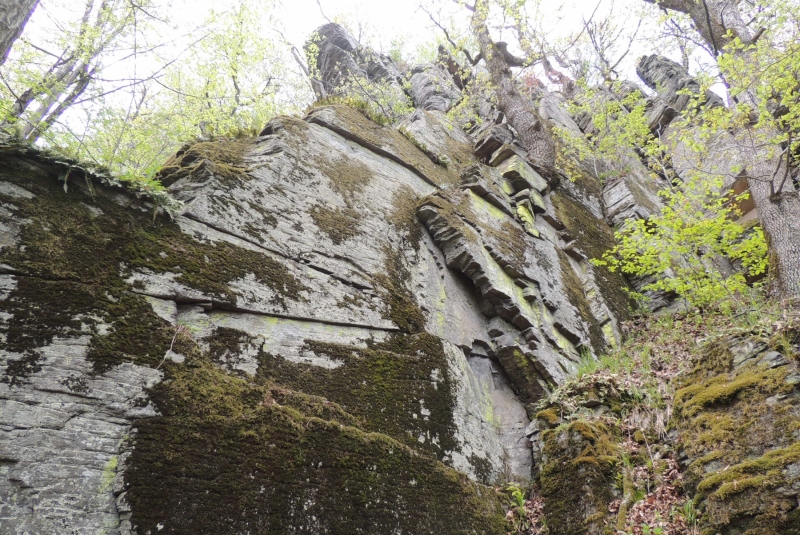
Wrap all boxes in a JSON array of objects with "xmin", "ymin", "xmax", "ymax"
[
  {"xmin": 562, "ymin": 81, "xmax": 771, "ymax": 309},
  {"xmin": 593, "ymin": 175, "xmax": 768, "ymax": 308},
  {"xmin": 0, "ymin": 0, "xmax": 308, "ymax": 184}
]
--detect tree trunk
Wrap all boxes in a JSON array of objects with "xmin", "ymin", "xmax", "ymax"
[
  {"xmin": 0, "ymin": 0, "xmax": 40, "ymax": 65},
  {"xmin": 644, "ymin": 0, "xmax": 751, "ymax": 54},
  {"xmin": 470, "ymin": 0, "xmax": 556, "ymax": 175},
  {"xmin": 648, "ymin": 0, "xmax": 800, "ymax": 298},
  {"xmin": 19, "ymin": 65, "xmax": 92, "ymax": 142},
  {"xmin": 737, "ymin": 129, "xmax": 800, "ymax": 296}
]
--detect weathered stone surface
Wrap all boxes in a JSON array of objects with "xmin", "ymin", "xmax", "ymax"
[
  {"xmin": 498, "ymin": 154, "xmax": 548, "ymax": 193},
  {"xmin": 637, "ymin": 54, "xmax": 724, "ymax": 113},
  {"xmin": 0, "ymin": 349, "xmax": 160, "ymax": 535},
  {"xmin": 0, "ymin": 29, "xmax": 644, "ymax": 532},
  {"xmin": 409, "ymin": 63, "xmax": 462, "ymax": 112},
  {"xmin": 304, "ymin": 105, "xmax": 459, "ymax": 187},
  {"xmin": 643, "ymin": 95, "xmax": 679, "ymax": 134},
  {"xmin": 601, "ymin": 156, "xmax": 665, "ymax": 227},
  {"xmin": 474, "ymin": 124, "xmax": 515, "ymax": 161},
  {"xmin": 670, "ymin": 335, "xmax": 800, "ymax": 534},
  {"xmin": 398, "ymin": 109, "xmax": 475, "ymax": 174},
  {"xmin": 310, "ymin": 22, "xmax": 403, "ymax": 97},
  {"xmin": 418, "ymin": 184, "xmax": 593, "ymax": 398},
  {"xmin": 0, "ymin": 98, "xmax": 562, "ymax": 531}
]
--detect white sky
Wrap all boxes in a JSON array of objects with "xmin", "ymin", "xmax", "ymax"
[
  {"xmin": 163, "ymin": 0, "xmax": 657, "ymax": 69},
  {"xmin": 22, "ymin": 0, "xmax": 675, "ymax": 86},
  {"xmin": 16, "ymin": 0, "xmax": 713, "ymax": 127}
]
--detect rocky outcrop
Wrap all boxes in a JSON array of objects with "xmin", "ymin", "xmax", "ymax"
[
  {"xmin": 0, "ymin": 109, "xmax": 510, "ymax": 533},
  {"xmin": 409, "ymin": 63, "xmax": 462, "ymax": 112},
  {"xmin": 672, "ymin": 334, "xmax": 800, "ymax": 534},
  {"xmin": 308, "ymin": 23, "xmax": 403, "ymax": 99},
  {"xmin": 0, "ymin": 79, "xmax": 629, "ymax": 532},
  {"xmin": 636, "ymin": 55, "xmax": 724, "ymax": 114},
  {"xmin": 638, "ymin": 54, "xmax": 754, "ymax": 209},
  {"xmin": 526, "ymin": 329, "xmax": 800, "ymax": 535},
  {"xmin": 0, "ymin": 22, "xmax": 685, "ymax": 535}
]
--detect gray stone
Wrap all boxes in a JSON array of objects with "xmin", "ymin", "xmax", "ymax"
[
  {"xmin": 409, "ymin": 64, "xmax": 462, "ymax": 112},
  {"xmin": 498, "ymin": 154, "xmax": 548, "ymax": 193},
  {"xmin": 0, "ymin": 33, "xmax": 645, "ymax": 531},
  {"xmin": 637, "ymin": 55, "xmax": 724, "ymax": 113}
]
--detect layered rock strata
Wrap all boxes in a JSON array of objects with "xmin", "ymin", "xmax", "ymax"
[{"xmin": 1, "ymin": 23, "xmax": 646, "ymax": 535}]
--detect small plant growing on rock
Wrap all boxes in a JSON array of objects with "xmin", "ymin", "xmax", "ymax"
[{"xmin": 671, "ymin": 499, "xmax": 698, "ymax": 535}]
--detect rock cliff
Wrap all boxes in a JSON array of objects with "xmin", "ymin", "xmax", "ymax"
[{"xmin": 0, "ymin": 23, "xmax": 797, "ymax": 535}]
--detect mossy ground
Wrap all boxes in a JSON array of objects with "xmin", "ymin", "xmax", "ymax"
[
  {"xmin": 532, "ymin": 297, "xmax": 800, "ymax": 535},
  {"xmin": 671, "ymin": 327, "xmax": 800, "ymax": 533}
]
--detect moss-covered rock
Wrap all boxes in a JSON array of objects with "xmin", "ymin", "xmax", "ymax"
[
  {"xmin": 0, "ymin": 156, "xmax": 306, "ymax": 378},
  {"xmin": 258, "ymin": 332, "xmax": 458, "ymax": 459},
  {"xmin": 538, "ymin": 420, "xmax": 619, "ymax": 535},
  {"xmin": 305, "ymin": 105, "xmax": 461, "ymax": 188},
  {"xmin": 550, "ymin": 186, "xmax": 632, "ymax": 330},
  {"xmin": 155, "ymin": 138, "xmax": 254, "ymax": 188},
  {"xmin": 309, "ymin": 203, "xmax": 363, "ymax": 245},
  {"xmin": 126, "ymin": 352, "xmax": 508, "ymax": 535},
  {"xmin": 672, "ymin": 334, "xmax": 800, "ymax": 534}
]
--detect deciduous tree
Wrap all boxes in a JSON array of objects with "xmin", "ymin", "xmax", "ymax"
[{"xmin": 645, "ymin": 0, "xmax": 800, "ymax": 298}]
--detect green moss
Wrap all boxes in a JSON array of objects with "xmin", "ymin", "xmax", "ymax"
[
  {"xmin": 551, "ymin": 189, "xmax": 632, "ymax": 324},
  {"xmin": 155, "ymin": 139, "xmax": 254, "ymax": 188},
  {"xmin": 123, "ymin": 222, "xmax": 308, "ymax": 308},
  {"xmin": 671, "ymin": 335, "xmax": 800, "ymax": 534},
  {"xmin": 258, "ymin": 332, "xmax": 458, "ymax": 459},
  {"xmin": 87, "ymin": 290, "xmax": 174, "ymax": 373},
  {"xmin": 205, "ymin": 327, "xmax": 257, "ymax": 373},
  {"xmin": 306, "ymin": 95, "xmax": 394, "ymax": 126},
  {"xmin": 306, "ymin": 105, "xmax": 460, "ymax": 188},
  {"xmin": 373, "ymin": 246, "xmax": 426, "ymax": 333},
  {"xmin": 557, "ymin": 249, "xmax": 605, "ymax": 352},
  {"xmin": 127, "ymin": 352, "xmax": 507, "ymax": 534},
  {"xmin": 674, "ymin": 365, "xmax": 791, "ymax": 418},
  {"xmin": 309, "ymin": 204, "xmax": 362, "ymax": 245},
  {"xmin": 387, "ymin": 185, "xmax": 423, "ymax": 250},
  {"xmin": 311, "ymin": 154, "xmax": 373, "ymax": 206},
  {"xmin": 0, "ymin": 178, "xmax": 174, "ymax": 378},
  {"xmin": 695, "ymin": 443, "xmax": 800, "ymax": 531},
  {"xmin": 536, "ymin": 408, "xmax": 560, "ymax": 428},
  {"xmin": 268, "ymin": 386, "xmax": 364, "ymax": 428},
  {"xmin": 0, "ymin": 151, "xmax": 306, "ymax": 380},
  {"xmin": 539, "ymin": 420, "xmax": 618, "ymax": 535}
]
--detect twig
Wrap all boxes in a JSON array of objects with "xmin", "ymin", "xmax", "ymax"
[{"xmin": 156, "ymin": 325, "xmax": 189, "ymax": 370}]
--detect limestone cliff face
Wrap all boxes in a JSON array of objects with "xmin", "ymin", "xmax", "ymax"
[{"xmin": 0, "ymin": 24, "xmax": 663, "ymax": 535}]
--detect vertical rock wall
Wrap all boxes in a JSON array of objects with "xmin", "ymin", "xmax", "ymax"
[{"xmin": 0, "ymin": 23, "xmax": 644, "ymax": 535}]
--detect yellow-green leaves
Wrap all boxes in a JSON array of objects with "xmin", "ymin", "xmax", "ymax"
[
  {"xmin": 593, "ymin": 174, "xmax": 768, "ymax": 309},
  {"xmin": 555, "ymin": 83, "xmax": 665, "ymax": 184}
]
